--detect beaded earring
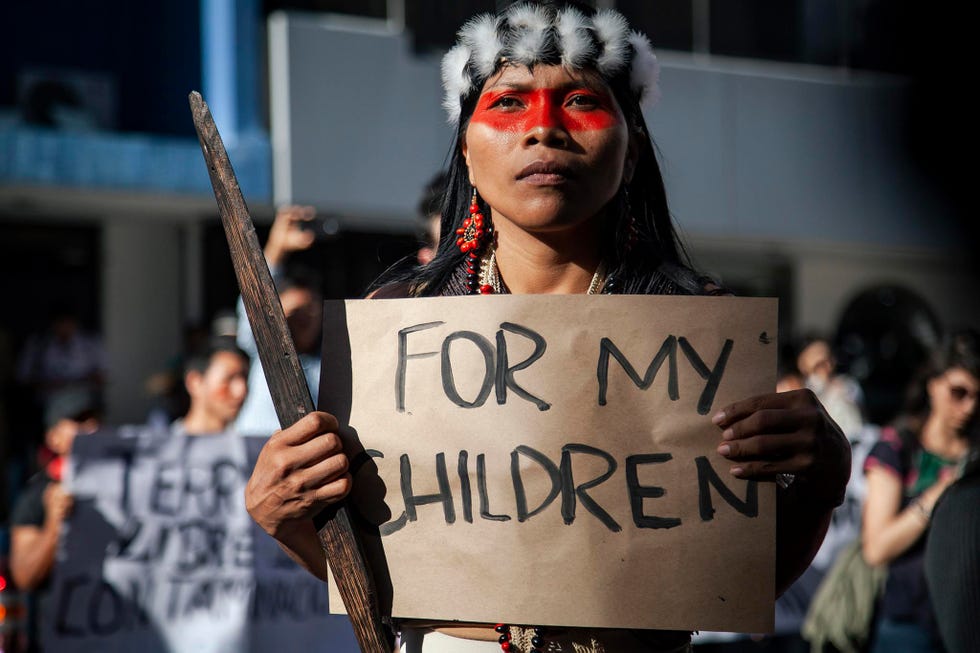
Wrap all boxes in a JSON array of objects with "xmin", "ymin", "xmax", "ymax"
[{"xmin": 457, "ymin": 187, "xmax": 492, "ymax": 294}]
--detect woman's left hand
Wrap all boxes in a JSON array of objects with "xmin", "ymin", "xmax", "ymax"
[{"xmin": 712, "ymin": 389, "xmax": 851, "ymax": 507}]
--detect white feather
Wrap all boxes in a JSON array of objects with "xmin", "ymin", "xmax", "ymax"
[
  {"xmin": 460, "ymin": 13, "xmax": 502, "ymax": 79},
  {"xmin": 591, "ymin": 9, "xmax": 630, "ymax": 75},
  {"xmin": 628, "ymin": 31, "xmax": 661, "ymax": 107},
  {"xmin": 505, "ymin": 3, "xmax": 551, "ymax": 66},
  {"xmin": 441, "ymin": 44, "xmax": 473, "ymax": 124},
  {"xmin": 556, "ymin": 7, "xmax": 594, "ymax": 69},
  {"xmin": 505, "ymin": 2, "xmax": 550, "ymax": 32},
  {"xmin": 440, "ymin": 5, "xmax": 663, "ymax": 123}
]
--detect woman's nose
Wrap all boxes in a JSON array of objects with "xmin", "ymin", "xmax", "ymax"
[{"xmin": 522, "ymin": 97, "xmax": 569, "ymax": 148}]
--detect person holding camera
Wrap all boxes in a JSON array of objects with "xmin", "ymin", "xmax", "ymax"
[{"xmin": 235, "ymin": 206, "xmax": 323, "ymax": 437}]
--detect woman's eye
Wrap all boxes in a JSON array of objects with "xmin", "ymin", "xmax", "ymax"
[
  {"xmin": 490, "ymin": 96, "xmax": 523, "ymax": 109},
  {"xmin": 567, "ymin": 93, "xmax": 600, "ymax": 109}
]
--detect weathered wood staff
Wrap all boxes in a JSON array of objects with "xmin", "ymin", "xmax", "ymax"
[{"xmin": 188, "ymin": 91, "xmax": 392, "ymax": 653}]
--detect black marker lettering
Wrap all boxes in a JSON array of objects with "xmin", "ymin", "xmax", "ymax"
[
  {"xmin": 458, "ymin": 450, "xmax": 473, "ymax": 523},
  {"xmin": 511, "ymin": 445, "xmax": 562, "ymax": 522},
  {"xmin": 211, "ymin": 459, "xmax": 241, "ymax": 516},
  {"xmin": 400, "ymin": 453, "xmax": 456, "ymax": 524},
  {"xmin": 149, "ymin": 463, "xmax": 180, "ymax": 516},
  {"xmin": 495, "ymin": 322, "xmax": 550, "ymax": 411},
  {"xmin": 88, "ymin": 581, "xmax": 124, "ymax": 636},
  {"xmin": 625, "ymin": 454, "xmax": 681, "ymax": 529},
  {"xmin": 597, "ymin": 336, "xmax": 678, "ymax": 406},
  {"xmin": 560, "ymin": 444, "xmax": 621, "ymax": 532},
  {"xmin": 695, "ymin": 456, "xmax": 758, "ymax": 520},
  {"xmin": 54, "ymin": 573, "xmax": 88, "ymax": 636},
  {"xmin": 679, "ymin": 338, "xmax": 734, "ymax": 415},
  {"xmin": 441, "ymin": 331, "xmax": 495, "ymax": 408},
  {"xmin": 477, "ymin": 453, "xmax": 510, "ymax": 521},
  {"xmin": 396, "ymin": 321, "xmax": 444, "ymax": 412}
]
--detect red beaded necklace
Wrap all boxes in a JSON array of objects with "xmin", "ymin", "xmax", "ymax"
[{"xmin": 495, "ymin": 624, "xmax": 548, "ymax": 652}]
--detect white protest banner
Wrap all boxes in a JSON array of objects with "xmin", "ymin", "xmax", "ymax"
[
  {"xmin": 44, "ymin": 429, "xmax": 357, "ymax": 653},
  {"xmin": 321, "ymin": 294, "xmax": 778, "ymax": 633}
]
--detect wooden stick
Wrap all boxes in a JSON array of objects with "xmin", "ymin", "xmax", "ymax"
[{"xmin": 188, "ymin": 91, "xmax": 392, "ymax": 653}]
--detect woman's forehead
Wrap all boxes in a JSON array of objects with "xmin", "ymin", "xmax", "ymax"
[
  {"xmin": 481, "ymin": 63, "xmax": 608, "ymax": 92},
  {"xmin": 944, "ymin": 367, "xmax": 980, "ymax": 388}
]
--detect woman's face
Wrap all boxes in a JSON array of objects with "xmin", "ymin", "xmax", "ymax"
[
  {"xmin": 928, "ymin": 366, "xmax": 980, "ymax": 432},
  {"xmin": 462, "ymin": 64, "xmax": 635, "ymax": 236}
]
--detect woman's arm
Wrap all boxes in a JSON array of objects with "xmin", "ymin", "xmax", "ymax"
[
  {"xmin": 244, "ymin": 412, "xmax": 353, "ymax": 581},
  {"xmin": 10, "ymin": 483, "xmax": 74, "ymax": 590},
  {"xmin": 10, "ymin": 525, "xmax": 61, "ymax": 590},
  {"xmin": 712, "ymin": 389, "xmax": 851, "ymax": 595},
  {"xmin": 861, "ymin": 466, "xmax": 952, "ymax": 566}
]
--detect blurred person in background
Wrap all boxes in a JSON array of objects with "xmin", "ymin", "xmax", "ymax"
[
  {"xmin": 8, "ymin": 391, "xmax": 100, "ymax": 653},
  {"xmin": 773, "ymin": 336, "xmax": 878, "ymax": 653},
  {"xmin": 235, "ymin": 206, "xmax": 322, "ymax": 437},
  {"xmin": 862, "ymin": 329, "xmax": 979, "ymax": 653},
  {"xmin": 797, "ymin": 335, "xmax": 864, "ymax": 439},
  {"xmin": 175, "ymin": 338, "xmax": 249, "ymax": 436},
  {"xmin": 797, "ymin": 334, "xmax": 877, "ymax": 591},
  {"xmin": 16, "ymin": 307, "xmax": 106, "ymax": 417}
]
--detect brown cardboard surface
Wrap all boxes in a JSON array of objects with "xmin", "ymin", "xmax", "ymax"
[{"xmin": 321, "ymin": 295, "xmax": 777, "ymax": 632}]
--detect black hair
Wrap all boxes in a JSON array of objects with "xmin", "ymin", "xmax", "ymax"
[
  {"xmin": 278, "ymin": 267, "xmax": 322, "ymax": 297},
  {"xmin": 899, "ymin": 328, "xmax": 980, "ymax": 436},
  {"xmin": 184, "ymin": 337, "xmax": 250, "ymax": 377},
  {"xmin": 418, "ymin": 170, "xmax": 450, "ymax": 220},
  {"xmin": 370, "ymin": 0, "xmax": 699, "ymax": 297}
]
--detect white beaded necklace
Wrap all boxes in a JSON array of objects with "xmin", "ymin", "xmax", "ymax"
[{"xmin": 478, "ymin": 245, "xmax": 606, "ymax": 295}]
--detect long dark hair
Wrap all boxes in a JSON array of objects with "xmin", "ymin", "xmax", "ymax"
[
  {"xmin": 898, "ymin": 328, "xmax": 980, "ymax": 439},
  {"xmin": 372, "ymin": 0, "xmax": 697, "ymax": 297}
]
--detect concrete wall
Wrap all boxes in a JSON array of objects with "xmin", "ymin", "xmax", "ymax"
[
  {"xmin": 102, "ymin": 218, "xmax": 184, "ymax": 423},
  {"xmin": 692, "ymin": 235, "xmax": 978, "ymax": 337},
  {"xmin": 271, "ymin": 13, "xmax": 960, "ymax": 251}
]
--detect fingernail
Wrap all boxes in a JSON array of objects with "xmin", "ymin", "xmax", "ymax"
[
  {"xmin": 722, "ymin": 428, "xmax": 734, "ymax": 440},
  {"xmin": 711, "ymin": 411, "xmax": 726, "ymax": 425},
  {"xmin": 730, "ymin": 467, "xmax": 744, "ymax": 477},
  {"xmin": 717, "ymin": 444, "xmax": 731, "ymax": 456}
]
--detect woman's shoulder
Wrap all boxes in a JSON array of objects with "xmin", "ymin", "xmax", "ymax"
[{"xmin": 864, "ymin": 424, "xmax": 918, "ymax": 477}]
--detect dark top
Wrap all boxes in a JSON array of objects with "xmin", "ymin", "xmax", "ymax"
[
  {"xmin": 10, "ymin": 471, "xmax": 55, "ymax": 652},
  {"xmin": 925, "ymin": 470, "xmax": 980, "ymax": 653},
  {"xmin": 11, "ymin": 471, "xmax": 51, "ymax": 529},
  {"xmin": 864, "ymin": 428, "xmax": 957, "ymax": 635}
]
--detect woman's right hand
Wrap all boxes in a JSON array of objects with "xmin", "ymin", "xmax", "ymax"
[{"xmin": 245, "ymin": 411, "xmax": 352, "ymax": 540}]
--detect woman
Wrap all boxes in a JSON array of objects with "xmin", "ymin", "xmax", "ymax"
[
  {"xmin": 244, "ymin": 2, "xmax": 851, "ymax": 651},
  {"xmin": 862, "ymin": 330, "xmax": 980, "ymax": 653}
]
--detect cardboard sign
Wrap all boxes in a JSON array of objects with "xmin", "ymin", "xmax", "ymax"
[
  {"xmin": 320, "ymin": 295, "xmax": 778, "ymax": 633},
  {"xmin": 45, "ymin": 429, "xmax": 358, "ymax": 653}
]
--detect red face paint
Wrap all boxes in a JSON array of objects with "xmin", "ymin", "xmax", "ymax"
[{"xmin": 470, "ymin": 87, "xmax": 621, "ymax": 132}]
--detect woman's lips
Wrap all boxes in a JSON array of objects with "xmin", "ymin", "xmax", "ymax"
[{"xmin": 517, "ymin": 161, "xmax": 576, "ymax": 185}]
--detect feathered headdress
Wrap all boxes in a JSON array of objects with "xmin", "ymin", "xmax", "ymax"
[{"xmin": 441, "ymin": 2, "xmax": 660, "ymax": 124}]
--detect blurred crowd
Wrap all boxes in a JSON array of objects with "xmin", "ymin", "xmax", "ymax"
[{"xmin": 1, "ymin": 189, "xmax": 977, "ymax": 653}]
